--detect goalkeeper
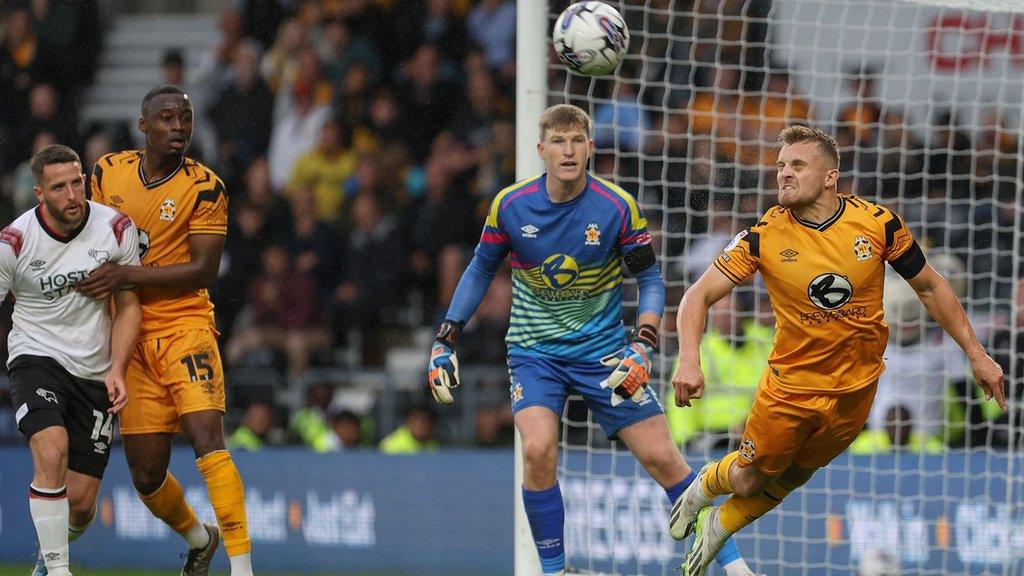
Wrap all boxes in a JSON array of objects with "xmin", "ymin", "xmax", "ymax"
[{"xmin": 426, "ymin": 104, "xmax": 758, "ymax": 576}]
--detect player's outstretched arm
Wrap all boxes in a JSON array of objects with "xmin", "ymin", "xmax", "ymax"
[
  {"xmin": 673, "ymin": 266, "xmax": 737, "ymax": 407},
  {"xmin": 427, "ymin": 248, "xmax": 505, "ymax": 405},
  {"xmin": 106, "ymin": 288, "xmax": 141, "ymax": 414},
  {"xmin": 906, "ymin": 263, "xmax": 1006, "ymax": 410},
  {"xmin": 76, "ymin": 234, "xmax": 224, "ymax": 299}
]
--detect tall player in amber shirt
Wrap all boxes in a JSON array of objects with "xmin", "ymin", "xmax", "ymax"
[
  {"xmin": 76, "ymin": 86, "xmax": 253, "ymax": 576},
  {"xmin": 668, "ymin": 125, "xmax": 1005, "ymax": 576}
]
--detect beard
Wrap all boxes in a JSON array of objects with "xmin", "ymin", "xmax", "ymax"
[{"xmin": 45, "ymin": 201, "xmax": 85, "ymax": 228}]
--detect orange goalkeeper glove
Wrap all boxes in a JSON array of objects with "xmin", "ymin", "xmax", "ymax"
[
  {"xmin": 427, "ymin": 320, "xmax": 462, "ymax": 405},
  {"xmin": 599, "ymin": 325, "xmax": 657, "ymax": 406}
]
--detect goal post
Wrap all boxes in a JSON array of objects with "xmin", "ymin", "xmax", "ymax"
[
  {"xmin": 515, "ymin": 2, "xmax": 550, "ymax": 575},
  {"xmin": 519, "ymin": 0, "xmax": 1024, "ymax": 574}
]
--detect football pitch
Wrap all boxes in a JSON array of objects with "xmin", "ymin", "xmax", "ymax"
[{"xmin": 0, "ymin": 568, "xmax": 407, "ymax": 576}]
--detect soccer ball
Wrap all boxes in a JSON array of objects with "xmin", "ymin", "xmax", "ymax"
[{"xmin": 552, "ymin": 2, "xmax": 629, "ymax": 76}]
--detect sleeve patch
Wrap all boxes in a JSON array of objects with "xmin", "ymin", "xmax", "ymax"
[
  {"xmin": 0, "ymin": 227, "xmax": 23, "ymax": 257},
  {"xmin": 724, "ymin": 229, "xmax": 748, "ymax": 252}
]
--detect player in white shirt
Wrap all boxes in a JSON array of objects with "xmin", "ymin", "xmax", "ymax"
[{"xmin": 2, "ymin": 145, "xmax": 141, "ymax": 576}]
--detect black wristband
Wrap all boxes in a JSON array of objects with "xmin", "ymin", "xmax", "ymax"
[
  {"xmin": 435, "ymin": 320, "xmax": 463, "ymax": 346},
  {"xmin": 633, "ymin": 324, "xmax": 658, "ymax": 349}
]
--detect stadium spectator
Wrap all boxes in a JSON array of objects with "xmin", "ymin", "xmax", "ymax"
[
  {"xmin": 330, "ymin": 408, "xmax": 365, "ymax": 449},
  {"xmin": 466, "ymin": 0, "xmax": 515, "ymax": 76},
  {"xmin": 10, "ymin": 130, "xmax": 57, "ymax": 215},
  {"xmin": 287, "ymin": 117, "xmax": 357, "ymax": 221},
  {"xmin": 331, "ymin": 192, "xmax": 403, "ymax": 361},
  {"xmin": 286, "ymin": 185, "xmax": 343, "ymax": 301},
  {"xmin": 0, "ymin": 4, "xmax": 38, "ymax": 132},
  {"xmin": 8, "ymin": 83, "xmax": 75, "ymax": 172},
  {"xmin": 379, "ymin": 404, "xmax": 440, "ymax": 454},
  {"xmin": 318, "ymin": 17, "xmax": 381, "ymax": 86},
  {"xmin": 395, "ymin": 44, "xmax": 460, "ymax": 161},
  {"xmin": 225, "ymin": 243, "xmax": 331, "ymax": 380},
  {"xmin": 227, "ymin": 402, "xmax": 278, "ymax": 451},
  {"xmin": 267, "ymin": 77, "xmax": 332, "ymax": 190},
  {"xmin": 849, "ymin": 405, "xmax": 945, "ymax": 454},
  {"xmin": 289, "ymin": 382, "xmax": 338, "ymax": 452},
  {"xmin": 208, "ymin": 41, "xmax": 274, "ymax": 184},
  {"xmin": 474, "ymin": 404, "xmax": 514, "ymax": 448},
  {"xmin": 260, "ymin": 17, "xmax": 306, "ymax": 95},
  {"xmin": 594, "ymin": 79, "xmax": 649, "ymax": 153}
]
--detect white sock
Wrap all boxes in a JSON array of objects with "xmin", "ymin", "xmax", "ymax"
[
  {"xmin": 723, "ymin": 557, "xmax": 754, "ymax": 576},
  {"xmin": 185, "ymin": 522, "xmax": 211, "ymax": 550},
  {"xmin": 229, "ymin": 552, "xmax": 254, "ymax": 575},
  {"xmin": 29, "ymin": 485, "xmax": 71, "ymax": 576}
]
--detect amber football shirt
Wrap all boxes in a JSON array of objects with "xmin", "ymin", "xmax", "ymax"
[
  {"xmin": 715, "ymin": 195, "xmax": 925, "ymax": 394},
  {"xmin": 90, "ymin": 151, "xmax": 227, "ymax": 338}
]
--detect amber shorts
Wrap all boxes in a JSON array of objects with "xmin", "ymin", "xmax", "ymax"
[
  {"xmin": 737, "ymin": 370, "xmax": 876, "ymax": 476},
  {"xmin": 119, "ymin": 328, "xmax": 225, "ymax": 435}
]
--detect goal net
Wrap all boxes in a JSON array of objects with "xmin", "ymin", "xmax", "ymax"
[{"xmin": 536, "ymin": 1, "xmax": 1024, "ymax": 574}]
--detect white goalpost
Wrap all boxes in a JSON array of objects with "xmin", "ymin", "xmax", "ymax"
[{"xmin": 517, "ymin": 1, "xmax": 1024, "ymax": 575}]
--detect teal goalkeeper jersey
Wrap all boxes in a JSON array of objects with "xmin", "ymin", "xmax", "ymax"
[{"xmin": 465, "ymin": 173, "xmax": 653, "ymax": 361}]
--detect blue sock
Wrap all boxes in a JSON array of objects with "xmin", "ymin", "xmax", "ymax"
[
  {"xmin": 664, "ymin": 470, "xmax": 743, "ymax": 568},
  {"xmin": 715, "ymin": 537, "xmax": 743, "ymax": 567},
  {"xmin": 523, "ymin": 484, "xmax": 565, "ymax": 574},
  {"xmin": 664, "ymin": 470, "xmax": 696, "ymax": 505}
]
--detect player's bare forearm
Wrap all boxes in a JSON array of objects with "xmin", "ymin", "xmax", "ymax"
[
  {"xmin": 908, "ymin": 264, "xmax": 986, "ymax": 360},
  {"xmin": 130, "ymin": 233, "xmax": 223, "ymax": 289},
  {"xmin": 110, "ymin": 288, "xmax": 141, "ymax": 374},
  {"xmin": 908, "ymin": 263, "xmax": 1006, "ymax": 409},
  {"xmin": 677, "ymin": 266, "xmax": 735, "ymax": 363}
]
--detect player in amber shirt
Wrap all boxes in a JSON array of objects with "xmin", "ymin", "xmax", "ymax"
[
  {"xmin": 76, "ymin": 86, "xmax": 254, "ymax": 576},
  {"xmin": 668, "ymin": 125, "xmax": 1005, "ymax": 576}
]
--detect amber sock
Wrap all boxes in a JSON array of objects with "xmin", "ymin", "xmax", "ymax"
[{"xmin": 197, "ymin": 450, "xmax": 252, "ymax": 559}]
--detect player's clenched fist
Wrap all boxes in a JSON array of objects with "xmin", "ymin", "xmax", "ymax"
[
  {"xmin": 600, "ymin": 325, "xmax": 657, "ymax": 406},
  {"xmin": 427, "ymin": 320, "xmax": 462, "ymax": 404},
  {"xmin": 671, "ymin": 359, "xmax": 705, "ymax": 408}
]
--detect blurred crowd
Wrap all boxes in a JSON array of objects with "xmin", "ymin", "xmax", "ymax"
[{"xmin": 0, "ymin": 0, "xmax": 1020, "ymax": 452}]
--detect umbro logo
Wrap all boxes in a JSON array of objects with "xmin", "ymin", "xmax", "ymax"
[
  {"xmin": 109, "ymin": 195, "xmax": 124, "ymax": 204},
  {"xmin": 29, "ymin": 259, "xmax": 46, "ymax": 271},
  {"xmin": 521, "ymin": 225, "xmax": 539, "ymax": 238},
  {"xmin": 94, "ymin": 441, "xmax": 108, "ymax": 454},
  {"xmin": 779, "ymin": 249, "xmax": 799, "ymax": 262}
]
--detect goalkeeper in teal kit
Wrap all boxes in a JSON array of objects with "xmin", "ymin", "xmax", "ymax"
[{"xmin": 426, "ymin": 104, "xmax": 759, "ymax": 576}]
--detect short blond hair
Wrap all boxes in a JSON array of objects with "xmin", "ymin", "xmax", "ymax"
[
  {"xmin": 539, "ymin": 104, "xmax": 591, "ymax": 140},
  {"xmin": 778, "ymin": 124, "xmax": 840, "ymax": 168}
]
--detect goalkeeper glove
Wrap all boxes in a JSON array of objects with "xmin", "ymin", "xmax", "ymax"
[
  {"xmin": 600, "ymin": 324, "xmax": 657, "ymax": 406},
  {"xmin": 427, "ymin": 320, "xmax": 462, "ymax": 405}
]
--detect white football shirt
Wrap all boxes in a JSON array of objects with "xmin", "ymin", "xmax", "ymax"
[{"xmin": 0, "ymin": 201, "xmax": 140, "ymax": 380}]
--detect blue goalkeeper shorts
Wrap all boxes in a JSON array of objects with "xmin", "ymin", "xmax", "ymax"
[{"xmin": 507, "ymin": 353, "xmax": 664, "ymax": 439}]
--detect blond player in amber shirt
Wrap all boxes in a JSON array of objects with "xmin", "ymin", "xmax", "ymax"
[{"xmin": 668, "ymin": 124, "xmax": 1004, "ymax": 576}]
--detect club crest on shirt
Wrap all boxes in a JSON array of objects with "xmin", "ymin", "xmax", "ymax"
[
  {"xmin": 585, "ymin": 222, "xmax": 601, "ymax": 246},
  {"xmin": 739, "ymin": 438, "xmax": 756, "ymax": 463},
  {"xmin": 88, "ymin": 249, "xmax": 109, "ymax": 264},
  {"xmin": 160, "ymin": 198, "xmax": 176, "ymax": 221},
  {"xmin": 853, "ymin": 235, "xmax": 873, "ymax": 261}
]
